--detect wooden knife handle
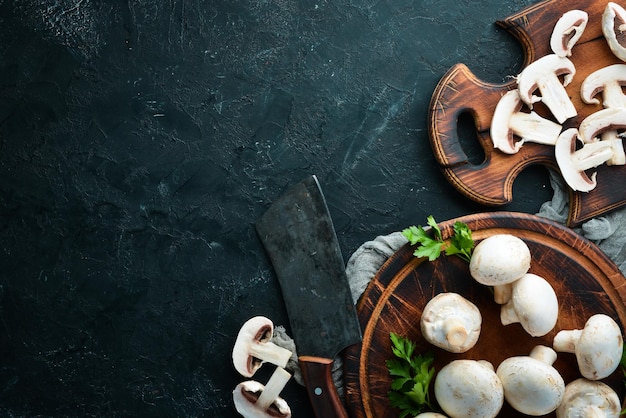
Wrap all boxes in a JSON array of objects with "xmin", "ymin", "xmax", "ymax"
[{"xmin": 299, "ymin": 355, "xmax": 348, "ymax": 418}]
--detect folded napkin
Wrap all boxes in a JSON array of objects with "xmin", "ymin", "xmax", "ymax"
[{"xmin": 272, "ymin": 169, "xmax": 626, "ymax": 396}]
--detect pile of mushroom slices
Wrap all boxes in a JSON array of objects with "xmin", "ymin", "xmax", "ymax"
[
  {"xmin": 490, "ymin": 3, "xmax": 626, "ymax": 193},
  {"xmin": 418, "ymin": 234, "xmax": 624, "ymax": 418},
  {"xmin": 231, "ymin": 316, "xmax": 295, "ymax": 418}
]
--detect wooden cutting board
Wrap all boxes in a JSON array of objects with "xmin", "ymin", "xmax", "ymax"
[
  {"xmin": 428, "ymin": 0, "xmax": 626, "ymax": 227},
  {"xmin": 343, "ymin": 212, "xmax": 626, "ymax": 418}
]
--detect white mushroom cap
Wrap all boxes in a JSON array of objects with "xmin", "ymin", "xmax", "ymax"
[
  {"xmin": 500, "ymin": 273, "xmax": 559, "ymax": 337},
  {"xmin": 434, "ymin": 360, "xmax": 504, "ymax": 418},
  {"xmin": 469, "ymin": 234, "xmax": 531, "ymax": 287},
  {"xmin": 553, "ymin": 313, "xmax": 624, "ymax": 380},
  {"xmin": 550, "ymin": 10, "xmax": 588, "ymax": 57},
  {"xmin": 496, "ymin": 345, "xmax": 565, "ymax": 416},
  {"xmin": 602, "ymin": 2, "xmax": 626, "ymax": 62},
  {"xmin": 556, "ymin": 378, "xmax": 621, "ymax": 418},
  {"xmin": 232, "ymin": 316, "xmax": 293, "ymax": 377},
  {"xmin": 554, "ymin": 128, "xmax": 616, "ymax": 192},
  {"xmin": 490, "ymin": 90, "xmax": 562, "ymax": 154},
  {"xmin": 232, "ymin": 369, "xmax": 293, "ymax": 418},
  {"xmin": 421, "ymin": 293, "xmax": 482, "ymax": 353},
  {"xmin": 414, "ymin": 413, "xmax": 449, "ymax": 418},
  {"xmin": 580, "ymin": 64, "xmax": 626, "ymax": 108},
  {"xmin": 516, "ymin": 54, "xmax": 577, "ymax": 123}
]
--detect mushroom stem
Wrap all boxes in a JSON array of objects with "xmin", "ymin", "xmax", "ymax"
[
  {"xmin": 443, "ymin": 317, "xmax": 469, "ymax": 347},
  {"xmin": 508, "ymin": 111, "xmax": 562, "ymax": 145},
  {"xmin": 256, "ymin": 367, "xmax": 292, "ymax": 411},
  {"xmin": 601, "ymin": 79, "xmax": 626, "ymax": 108},
  {"xmin": 599, "ymin": 131, "xmax": 626, "ymax": 165},
  {"xmin": 529, "ymin": 345, "xmax": 557, "ymax": 366},
  {"xmin": 570, "ymin": 140, "xmax": 616, "ymax": 171},
  {"xmin": 553, "ymin": 329, "xmax": 583, "ymax": 353},
  {"xmin": 249, "ymin": 341, "xmax": 293, "ymax": 370},
  {"xmin": 493, "ymin": 283, "xmax": 513, "ymax": 304},
  {"xmin": 582, "ymin": 405, "xmax": 606, "ymax": 418}
]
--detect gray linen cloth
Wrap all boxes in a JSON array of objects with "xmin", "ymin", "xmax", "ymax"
[{"xmin": 272, "ymin": 169, "xmax": 626, "ymax": 395}]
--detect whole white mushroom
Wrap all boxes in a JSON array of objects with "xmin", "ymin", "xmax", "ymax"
[
  {"xmin": 434, "ymin": 359, "xmax": 504, "ymax": 418},
  {"xmin": 553, "ymin": 313, "xmax": 624, "ymax": 380},
  {"xmin": 469, "ymin": 234, "xmax": 531, "ymax": 303},
  {"xmin": 556, "ymin": 378, "xmax": 621, "ymax": 418},
  {"xmin": 420, "ymin": 293, "xmax": 482, "ymax": 353},
  {"xmin": 496, "ymin": 345, "xmax": 565, "ymax": 416},
  {"xmin": 500, "ymin": 273, "xmax": 559, "ymax": 337}
]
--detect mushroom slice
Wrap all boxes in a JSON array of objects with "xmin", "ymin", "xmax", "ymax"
[
  {"xmin": 550, "ymin": 10, "xmax": 588, "ymax": 57},
  {"xmin": 553, "ymin": 313, "xmax": 624, "ymax": 380},
  {"xmin": 516, "ymin": 54, "xmax": 577, "ymax": 123},
  {"xmin": 500, "ymin": 273, "xmax": 558, "ymax": 337},
  {"xmin": 556, "ymin": 378, "xmax": 621, "ymax": 418},
  {"xmin": 434, "ymin": 359, "xmax": 504, "ymax": 418},
  {"xmin": 496, "ymin": 345, "xmax": 565, "ymax": 416},
  {"xmin": 578, "ymin": 107, "xmax": 626, "ymax": 166},
  {"xmin": 602, "ymin": 2, "xmax": 626, "ymax": 62},
  {"xmin": 490, "ymin": 90, "xmax": 562, "ymax": 154},
  {"xmin": 554, "ymin": 128, "xmax": 617, "ymax": 192},
  {"xmin": 420, "ymin": 292, "xmax": 482, "ymax": 353},
  {"xmin": 232, "ymin": 368, "xmax": 293, "ymax": 418},
  {"xmin": 580, "ymin": 64, "xmax": 626, "ymax": 108},
  {"xmin": 469, "ymin": 234, "xmax": 531, "ymax": 304},
  {"xmin": 232, "ymin": 316, "xmax": 293, "ymax": 377}
]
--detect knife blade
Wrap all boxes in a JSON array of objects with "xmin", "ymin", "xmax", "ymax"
[{"xmin": 256, "ymin": 175, "xmax": 362, "ymax": 418}]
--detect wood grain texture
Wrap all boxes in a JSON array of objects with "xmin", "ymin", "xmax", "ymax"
[
  {"xmin": 428, "ymin": 0, "xmax": 626, "ymax": 226},
  {"xmin": 344, "ymin": 211, "xmax": 626, "ymax": 418}
]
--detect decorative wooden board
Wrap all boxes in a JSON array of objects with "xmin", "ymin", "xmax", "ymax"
[
  {"xmin": 344, "ymin": 212, "xmax": 626, "ymax": 418},
  {"xmin": 428, "ymin": 0, "xmax": 626, "ymax": 227}
]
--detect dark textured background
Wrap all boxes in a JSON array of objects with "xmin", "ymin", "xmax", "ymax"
[{"xmin": 0, "ymin": 0, "xmax": 553, "ymax": 416}]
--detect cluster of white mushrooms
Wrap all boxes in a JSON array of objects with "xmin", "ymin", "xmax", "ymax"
[
  {"xmin": 416, "ymin": 234, "xmax": 624, "ymax": 418},
  {"xmin": 231, "ymin": 316, "xmax": 294, "ymax": 418},
  {"xmin": 490, "ymin": 3, "xmax": 626, "ymax": 192}
]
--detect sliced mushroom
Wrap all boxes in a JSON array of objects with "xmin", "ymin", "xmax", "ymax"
[
  {"xmin": 420, "ymin": 293, "xmax": 482, "ymax": 353},
  {"xmin": 500, "ymin": 273, "xmax": 558, "ymax": 337},
  {"xmin": 553, "ymin": 313, "xmax": 624, "ymax": 380},
  {"xmin": 496, "ymin": 345, "xmax": 565, "ymax": 416},
  {"xmin": 516, "ymin": 54, "xmax": 577, "ymax": 123},
  {"xmin": 602, "ymin": 2, "xmax": 626, "ymax": 62},
  {"xmin": 550, "ymin": 10, "xmax": 588, "ymax": 57},
  {"xmin": 469, "ymin": 234, "xmax": 531, "ymax": 304},
  {"xmin": 490, "ymin": 90, "xmax": 563, "ymax": 154},
  {"xmin": 233, "ymin": 367, "xmax": 293, "ymax": 418},
  {"xmin": 578, "ymin": 107, "xmax": 626, "ymax": 166},
  {"xmin": 580, "ymin": 64, "xmax": 626, "ymax": 108},
  {"xmin": 554, "ymin": 128, "xmax": 617, "ymax": 192},
  {"xmin": 232, "ymin": 316, "xmax": 293, "ymax": 377},
  {"xmin": 434, "ymin": 359, "xmax": 504, "ymax": 418},
  {"xmin": 556, "ymin": 378, "xmax": 621, "ymax": 418}
]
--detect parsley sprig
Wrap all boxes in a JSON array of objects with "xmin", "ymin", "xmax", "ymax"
[
  {"xmin": 401, "ymin": 215, "xmax": 474, "ymax": 263},
  {"xmin": 386, "ymin": 332, "xmax": 436, "ymax": 418}
]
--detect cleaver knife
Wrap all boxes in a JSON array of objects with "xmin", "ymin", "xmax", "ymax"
[{"xmin": 256, "ymin": 175, "xmax": 362, "ymax": 418}]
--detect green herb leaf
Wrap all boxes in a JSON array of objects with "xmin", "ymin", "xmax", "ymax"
[
  {"xmin": 403, "ymin": 216, "xmax": 474, "ymax": 263},
  {"xmin": 446, "ymin": 221, "xmax": 475, "ymax": 262},
  {"xmin": 387, "ymin": 333, "xmax": 436, "ymax": 416}
]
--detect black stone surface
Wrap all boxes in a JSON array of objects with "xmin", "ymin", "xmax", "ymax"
[{"xmin": 0, "ymin": 0, "xmax": 553, "ymax": 417}]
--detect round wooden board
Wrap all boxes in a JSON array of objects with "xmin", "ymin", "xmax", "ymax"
[{"xmin": 344, "ymin": 212, "xmax": 626, "ymax": 418}]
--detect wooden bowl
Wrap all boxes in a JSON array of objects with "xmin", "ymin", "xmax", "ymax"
[{"xmin": 344, "ymin": 211, "xmax": 626, "ymax": 418}]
